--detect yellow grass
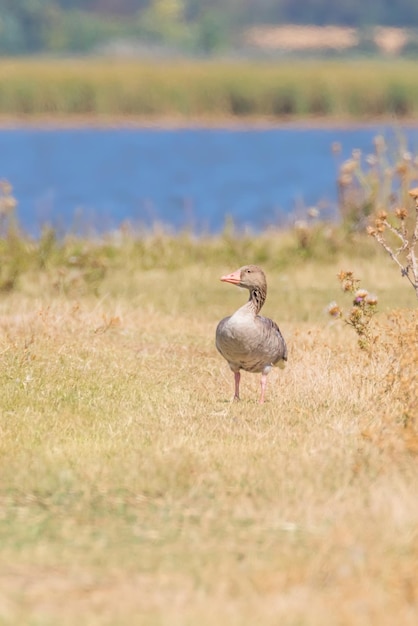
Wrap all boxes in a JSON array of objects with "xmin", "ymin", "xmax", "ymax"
[{"xmin": 0, "ymin": 242, "xmax": 417, "ymax": 624}]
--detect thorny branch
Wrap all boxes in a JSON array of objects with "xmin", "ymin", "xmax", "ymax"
[{"xmin": 367, "ymin": 188, "xmax": 418, "ymax": 299}]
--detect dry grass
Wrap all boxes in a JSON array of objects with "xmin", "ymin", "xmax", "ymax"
[{"xmin": 0, "ymin": 253, "xmax": 417, "ymax": 625}]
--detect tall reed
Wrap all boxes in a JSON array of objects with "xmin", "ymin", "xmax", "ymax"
[{"xmin": 1, "ymin": 59, "xmax": 418, "ymax": 119}]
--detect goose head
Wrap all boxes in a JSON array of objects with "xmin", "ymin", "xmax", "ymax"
[{"xmin": 220, "ymin": 265, "xmax": 267, "ymax": 292}]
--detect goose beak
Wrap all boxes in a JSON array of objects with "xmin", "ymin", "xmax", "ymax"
[{"xmin": 220, "ymin": 269, "xmax": 241, "ymax": 285}]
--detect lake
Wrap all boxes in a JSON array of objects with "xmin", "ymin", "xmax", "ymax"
[{"xmin": 1, "ymin": 124, "xmax": 417, "ymax": 236}]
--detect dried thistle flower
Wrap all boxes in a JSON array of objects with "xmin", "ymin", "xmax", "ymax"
[
  {"xmin": 353, "ymin": 289, "xmax": 369, "ymax": 305},
  {"xmin": 294, "ymin": 220, "xmax": 308, "ymax": 231},
  {"xmin": 365, "ymin": 293, "xmax": 378, "ymax": 306},
  {"xmin": 349, "ymin": 306, "xmax": 362, "ymax": 322},
  {"xmin": 0, "ymin": 179, "xmax": 18, "ymax": 236},
  {"xmin": 337, "ymin": 270, "xmax": 352, "ymax": 281},
  {"xmin": 0, "ymin": 180, "xmax": 12, "ymax": 195},
  {"xmin": 331, "ymin": 271, "xmax": 378, "ymax": 352},
  {"xmin": 307, "ymin": 207, "xmax": 319, "ymax": 219},
  {"xmin": 327, "ymin": 301, "xmax": 342, "ymax": 318},
  {"xmin": 373, "ymin": 134, "xmax": 386, "ymax": 153},
  {"xmin": 394, "ymin": 207, "xmax": 408, "ymax": 220},
  {"xmin": 374, "ymin": 217, "xmax": 386, "ymax": 232},
  {"xmin": 395, "ymin": 162, "xmax": 408, "ymax": 177},
  {"xmin": 337, "ymin": 270, "xmax": 360, "ymax": 293},
  {"xmin": 338, "ymin": 173, "xmax": 353, "ymax": 187},
  {"xmin": 366, "ymin": 154, "xmax": 378, "ymax": 166},
  {"xmin": 0, "ymin": 196, "xmax": 17, "ymax": 214}
]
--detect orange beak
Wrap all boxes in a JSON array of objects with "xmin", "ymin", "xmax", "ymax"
[{"xmin": 220, "ymin": 269, "xmax": 241, "ymax": 285}]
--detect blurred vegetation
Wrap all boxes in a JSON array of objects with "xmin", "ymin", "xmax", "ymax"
[
  {"xmin": 334, "ymin": 133, "xmax": 418, "ymax": 299},
  {"xmin": 1, "ymin": 59, "xmax": 418, "ymax": 120},
  {"xmin": 336, "ymin": 132, "xmax": 418, "ymax": 229},
  {"xmin": 1, "ymin": 1, "xmax": 418, "ymax": 56},
  {"xmin": 0, "ymin": 176, "xmax": 390, "ymax": 299}
]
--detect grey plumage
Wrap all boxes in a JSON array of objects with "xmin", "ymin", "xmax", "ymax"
[{"xmin": 216, "ymin": 264, "xmax": 287, "ymax": 403}]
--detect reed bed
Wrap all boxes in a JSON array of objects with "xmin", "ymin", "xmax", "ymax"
[{"xmin": 1, "ymin": 58, "xmax": 418, "ymax": 121}]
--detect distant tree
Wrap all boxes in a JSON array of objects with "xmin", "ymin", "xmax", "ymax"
[
  {"xmin": 46, "ymin": 8, "xmax": 131, "ymax": 53},
  {"xmin": 195, "ymin": 10, "xmax": 230, "ymax": 53},
  {"xmin": 52, "ymin": 0, "xmax": 150, "ymax": 15},
  {"xmin": 139, "ymin": 0, "xmax": 189, "ymax": 45},
  {"xmin": 0, "ymin": 0, "xmax": 58, "ymax": 54},
  {"xmin": 88, "ymin": 0, "xmax": 149, "ymax": 15},
  {"xmin": 34, "ymin": 0, "xmax": 418, "ymax": 29},
  {"xmin": 2, "ymin": 0, "xmax": 418, "ymax": 56}
]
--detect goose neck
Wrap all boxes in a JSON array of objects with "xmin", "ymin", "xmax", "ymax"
[{"xmin": 249, "ymin": 287, "xmax": 266, "ymax": 314}]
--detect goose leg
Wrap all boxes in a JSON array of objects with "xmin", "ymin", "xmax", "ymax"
[
  {"xmin": 234, "ymin": 371, "xmax": 241, "ymax": 401},
  {"xmin": 259, "ymin": 373, "xmax": 268, "ymax": 404}
]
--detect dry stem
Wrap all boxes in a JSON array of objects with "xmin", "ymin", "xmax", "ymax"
[{"xmin": 368, "ymin": 190, "xmax": 418, "ymax": 298}]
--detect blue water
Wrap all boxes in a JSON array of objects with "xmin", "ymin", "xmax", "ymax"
[{"xmin": 0, "ymin": 125, "xmax": 417, "ymax": 235}]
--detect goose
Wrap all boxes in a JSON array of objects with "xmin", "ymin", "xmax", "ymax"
[{"xmin": 216, "ymin": 265, "xmax": 287, "ymax": 404}]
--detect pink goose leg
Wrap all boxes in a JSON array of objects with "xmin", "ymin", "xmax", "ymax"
[
  {"xmin": 259, "ymin": 372, "xmax": 268, "ymax": 404},
  {"xmin": 234, "ymin": 371, "xmax": 241, "ymax": 401}
]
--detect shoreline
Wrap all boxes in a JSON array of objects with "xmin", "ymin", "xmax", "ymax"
[{"xmin": 0, "ymin": 114, "xmax": 417, "ymax": 131}]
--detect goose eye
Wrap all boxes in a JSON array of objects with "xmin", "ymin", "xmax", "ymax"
[{"xmin": 246, "ymin": 269, "xmax": 251, "ymax": 273}]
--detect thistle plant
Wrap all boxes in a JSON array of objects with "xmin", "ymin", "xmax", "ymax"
[
  {"xmin": 336, "ymin": 134, "xmax": 418, "ymax": 231},
  {"xmin": 0, "ymin": 179, "xmax": 18, "ymax": 237},
  {"xmin": 367, "ymin": 188, "xmax": 418, "ymax": 299},
  {"xmin": 328, "ymin": 270, "xmax": 378, "ymax": 351}
]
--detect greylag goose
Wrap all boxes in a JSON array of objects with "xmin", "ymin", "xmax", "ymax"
[{"xmin": 216, "ymin": 265, "xmax": 287, "ymax": 404}]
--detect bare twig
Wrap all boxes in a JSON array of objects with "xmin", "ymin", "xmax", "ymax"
[{"xmin": 367, "ymin": 189, "xmax": 418, "ymax": 299}]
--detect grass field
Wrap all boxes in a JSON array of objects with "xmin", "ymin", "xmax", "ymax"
[
  {"xmin": 1, "ymin": 58, "xmax": 418, "ymax": 123},
  {"xmin": 0, "ymin": 226, "xmax": 417, "ymax": 624}
]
